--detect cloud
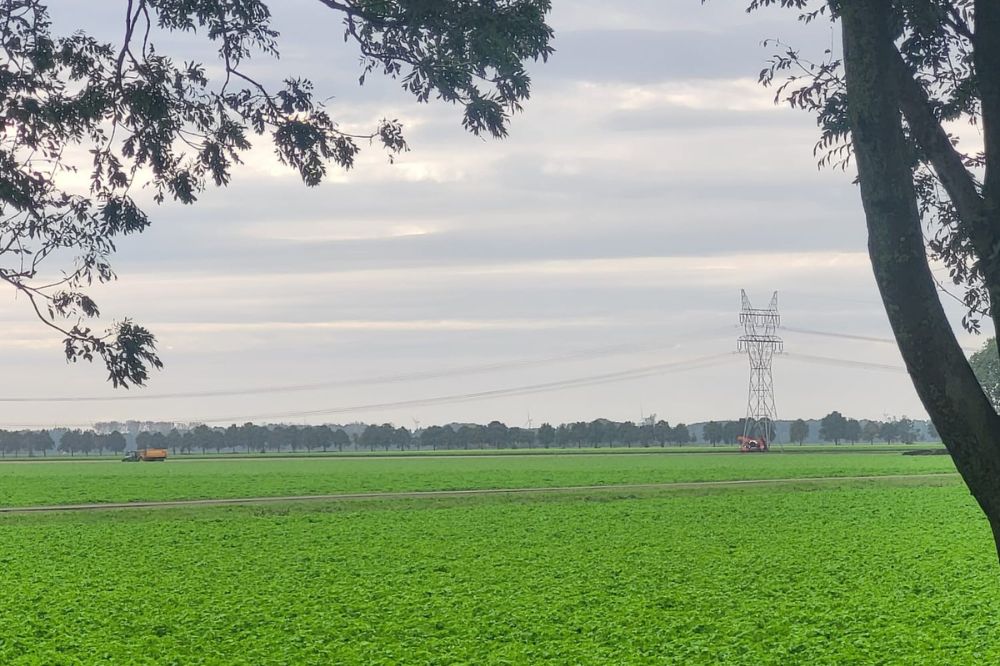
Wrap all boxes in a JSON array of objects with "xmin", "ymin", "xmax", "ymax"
[
  {"xmin": 147, "ymin": 318, "xmax": 612, "ymax": 334},
  {"xmin": 543, "ymin": 30, "xmax": 772, "ymax": 82}
]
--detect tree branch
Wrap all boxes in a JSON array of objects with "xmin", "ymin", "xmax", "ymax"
[
  {"xmin": 888, "ymin": 47, "xmax": 987, "ymax": 231},
  {"xmin": 312, "ymin": 0, "xmax": 353, "ymax": 12},
  {"xmin": 945, "ymin": 6, "xmax": 975, "ymax": 42},
  {"xmin": 311, "ymin": 0, "xmax": 390, "ymax": 27},
  {"xmin": 1, "ymin": 273, "xmax": 91, "ymax": 341}
]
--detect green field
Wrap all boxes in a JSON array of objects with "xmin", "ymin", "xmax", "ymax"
[
  {"xmin": 3, "ymin": 451, "xmax": 997, "ymax": 664},
  {"xmin": 0, "ymin": 451, "xmax": 957, "ymax": 508}
]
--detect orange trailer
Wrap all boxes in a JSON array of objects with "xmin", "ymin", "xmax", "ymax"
[{"xmin": 123, "ymin": 448, "xmax": 168, "ymax": 462}]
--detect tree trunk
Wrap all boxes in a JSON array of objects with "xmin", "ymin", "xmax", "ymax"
[
  {"xmin": 840, "ymin": 0, "xmax": 1000, "ymax": 555},
  {"xmin": 976, "ymin": 1, "xmax": 1000, "ymax": 302},
  {"xmin": 975, "ymin": 3, "xmax": 1000, "ymax": 354}
]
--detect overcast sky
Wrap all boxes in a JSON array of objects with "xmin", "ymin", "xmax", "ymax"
[{"xmin": 0, "ymin": 1, "xmax": 988, "ymax": 429}]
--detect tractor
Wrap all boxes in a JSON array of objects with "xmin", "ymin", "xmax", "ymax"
[{"xmin": 123, "ymin": 448, "xmax": 168, "ymax": 462}]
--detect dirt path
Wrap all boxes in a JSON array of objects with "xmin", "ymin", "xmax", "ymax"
[{"xmin": 0, "ymin": 472, "xmax": 959, "ymax": 514}]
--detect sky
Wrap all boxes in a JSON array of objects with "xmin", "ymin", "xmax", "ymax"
[{"xmin": 0, "ymin": 1, "xmax": 988, "ymax": 430}]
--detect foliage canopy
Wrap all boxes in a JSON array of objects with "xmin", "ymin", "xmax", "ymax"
[
  {"xmin": 0, "ymin": 0, "xmax": 553, "ymax": 386},
  {"xmin": 969, "ymin": 337, "xmax": 1000, "ymax": 407},
  {"xmin": 754, "ymin": 0, "xmax": 986, "ymax": 328}
]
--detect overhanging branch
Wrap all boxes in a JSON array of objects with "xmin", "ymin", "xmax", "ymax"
[{"xmin": 888, "ymin": 48, "xmax": 987, "ymax": 231}]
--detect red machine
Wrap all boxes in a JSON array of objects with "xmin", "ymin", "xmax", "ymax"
[{"xmin": 737, "ymin": 435, "xmax": 769, "ymax": 453}]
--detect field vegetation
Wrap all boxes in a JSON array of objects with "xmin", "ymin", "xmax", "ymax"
[
  {"xmin": 1, "ymin": 471, "xmax": 997, "ymax": 664},
  {"xmin": 0, "ymin": 451, "xmax": 956, "ymax": 508}
]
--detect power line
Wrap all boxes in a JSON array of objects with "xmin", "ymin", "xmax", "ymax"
[
  {"xmin": 0, "ymin": 346, "xmax": 945, "ymax": 429},
  {"xmin": 780, "ymin": 352, "xmax": 908, "ymax": 374},
  {"xmin": 782, "ymin": 326, "xmax": 978, "ymax": 354},
  {"xmin": 782, "ymin": 326, "xmax": 898, "ymax": 345},
  {"xmin": 0, "ymin": 329, "xmax": 731, "ymax": 404},
  {"xmin": 0, "ymin": 353, "xmax": 738, "ymax": 429},
  {"xmin": 779, "ymin": 290, "xmax": 884, "ymax": 308},
  {"xmin": 3, "ymin": 322, "xmax": 974, "ymax": 428},
  {"xmin": 3, "ymin": 323, "xmax": 965, "ymax": 406}
]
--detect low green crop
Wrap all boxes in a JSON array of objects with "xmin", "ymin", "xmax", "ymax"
[
  {"xmin": 0, "ymin": 452, "xmax": 957, "ymax": 507},
  {"xmin": 1, "ymin": 477, "xmax": 998, "ymax": 664}
]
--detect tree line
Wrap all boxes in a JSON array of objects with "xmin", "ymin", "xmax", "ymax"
[
  {"xmin": 700, "ymin": 413, "xmax": 931, "ymax": 446},
  {"xmin": 0, "ymin": 413, "xmax": 935, "ymax": 457},
  {"xmin": 419, "ymin": 419, "xmax": 694, "ymax": 450},
  {"xmin": 156, "ymin": 420, "xmax": 696, "ymax": 453},
  {"xmin": 0, "ymin": 430, "xmax": 125, "ymax": 457},
  {"xmin": 0, "ymin": 419, "xmax": 695, "ymax": 456},
  {"xmin": 132, "ymin": 424, "xmax": 353, "ymax": 455},
  {"xmin": 789, "ymin": 413, "xmax": 926, "ymax": 446}
]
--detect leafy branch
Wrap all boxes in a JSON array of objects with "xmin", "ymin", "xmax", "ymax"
[{"xmin": 0, "ymin": 0, "xmax": 553, "ymax": 386}]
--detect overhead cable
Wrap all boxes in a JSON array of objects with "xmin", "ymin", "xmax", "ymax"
[
  {"xmin": 780, "ymin": 352, "xmax": 908, "ymax": 374},
  {"xmin": 0, "ymin": 329, "xmax": 731, "ymax": 404},
  {"xmin": 782, "ymin": 326, "xmax": 978, "ymax": 354},
  {"xmin": 0, "ymin": 353, "xmax": 738, "ymax": 428}
]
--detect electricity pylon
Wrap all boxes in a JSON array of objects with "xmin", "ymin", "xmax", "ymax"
[{"xmin": 737, "ymin": 290, "xmax": 782, "ymax": 443}]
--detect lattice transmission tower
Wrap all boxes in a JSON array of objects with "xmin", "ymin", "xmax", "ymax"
[{"xmin": 737, "ymin": 290, "xmax": 783, "ymax": 443}]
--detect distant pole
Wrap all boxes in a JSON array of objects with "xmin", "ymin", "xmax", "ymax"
[{"xmin": 737, "ymin": 290, "xmax": 783, "ymax": 443}]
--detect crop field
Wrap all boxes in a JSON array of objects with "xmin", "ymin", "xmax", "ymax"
[
  {"xmin": 3, "ymin": 452, "xmax": 998, "ymax": 664},
  {"xmin": 0, "ymin": 451, "xmax": 957, "ymax": 508}
]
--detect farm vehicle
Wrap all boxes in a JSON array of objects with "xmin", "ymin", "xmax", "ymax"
[
  {"xmin": 737, "ymin": 436, "xmax": 768, "ymax": 453},
  {"xmin": 123, "ymin": 448, "xmax": 168, "ymax": 462}
]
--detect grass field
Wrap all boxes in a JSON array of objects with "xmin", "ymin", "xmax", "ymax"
[
  {"xmin": 0, "ymin": 451, "xmax": 957, "ymax": 507},
  {"xmin": 2, "ymin": 451, "xmax": 996, "ymax": 664}
]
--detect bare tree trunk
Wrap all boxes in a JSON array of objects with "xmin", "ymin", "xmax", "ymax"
[
  {"xmin": 974, "ymin": 2, "xmax": 1000, "ymax": 350},
  {"xmin": 840, "ymin": 0, "xmax": 1000, "ymax": 554}
]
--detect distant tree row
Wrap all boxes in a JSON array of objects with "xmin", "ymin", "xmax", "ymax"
[
  {"xmin": 701, "ymin": 420, "xmax": 750, "ymax": 446},
  {"xmin": 788, "ymin": 413, "xmax": 924, "ymax": 445},
  {"xmin": 0, "ymin": 413, "xmax": 936, "ymax": 458},
  {"xmin": 139, "ymin": 419, "xmax": 698, "ymax": 453},
  {"xmin": 0, "ymin": 430, "xmax": 55, "ymax": 457},
  {"xmin": 60, "ymin": 430, "xmax": 127, "ymax": 456},
  {"xmin": 363, "ymin": 419, "xmax": 694, "ymax": 451},
  {"xmin": 699, "ymin": 414, "xmax": 931, "ymax": 447},
  {"xmin": 0, "ymin": 419, "xmax": 697, "ymax": 456},
  {"xmin": 0, "ymin": 430, "xmax": 126, "ymax": 457},
  {"xmin": 137, "ymin": 424, "xmax": 351, "ymax": 455}
]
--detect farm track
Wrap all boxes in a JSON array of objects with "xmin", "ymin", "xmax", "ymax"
[{"xmin": 0, "ymin": 472, "xmax": 960, "ymax": 514}]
